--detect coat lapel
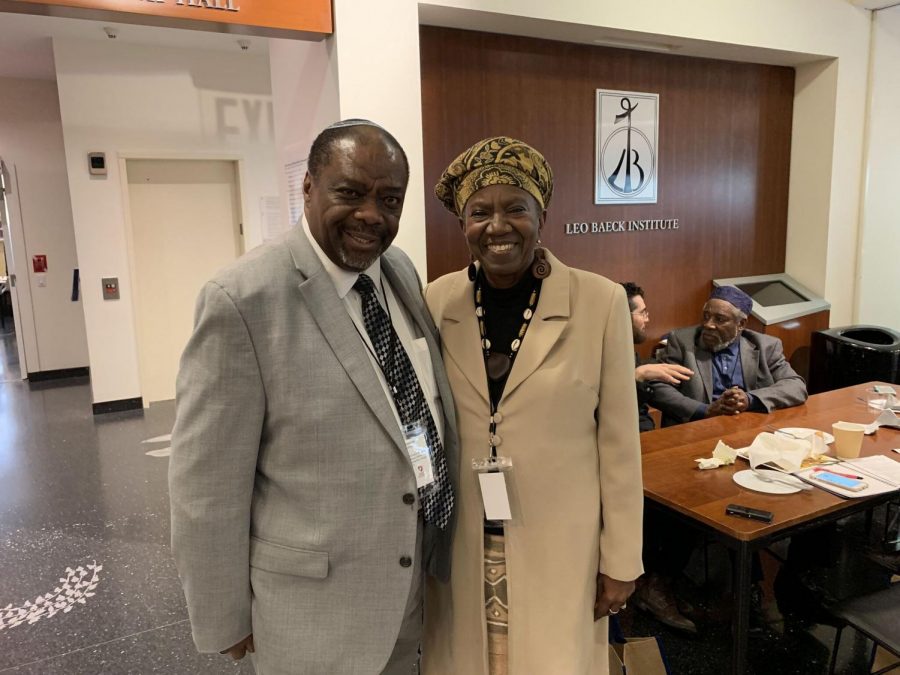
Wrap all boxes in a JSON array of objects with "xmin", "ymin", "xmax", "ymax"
[
  {"xmin": 739, "ymin": 335, "xmax": 759, "ymax": 390},
  {"xmin": 285, "ymin": 228, "xmax": 406, "ymax": 455},
  {"xmin": 440, "ymin": 273, "xmax": 490, "ymax": 406},
  {"xmin": 501, "ymin": 251, "xmax": 570, "ymax": 402},
  {"xmin": 382, "ymin": 251, "xmax": 460, "ymax": 446},
  {"xmin": 695, "ymin": 344, "xmax": 714, "ymax": 403}
]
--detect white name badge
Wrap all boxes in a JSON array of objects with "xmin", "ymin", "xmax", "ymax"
[
  {"xmin": 404, "ymin": 424, "xmax": 435, "ymax": 489},
  {"xmin": 473, "ymin": 456, "xmax": 513, "ymax": 521}
]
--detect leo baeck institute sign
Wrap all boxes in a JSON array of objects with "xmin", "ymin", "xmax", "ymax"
[{"xmin": 566, "ymin": 88, "xmax": 680, "ymax": 236}]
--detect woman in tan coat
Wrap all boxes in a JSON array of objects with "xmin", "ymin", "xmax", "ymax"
[{"xmin": 423, "ymin": 137, "xmax": 644, "ymax": 675}]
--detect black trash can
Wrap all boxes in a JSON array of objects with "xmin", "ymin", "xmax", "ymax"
[{"xmin": 808, "ymin": 325, "xmax": 900, "ymax": 394}]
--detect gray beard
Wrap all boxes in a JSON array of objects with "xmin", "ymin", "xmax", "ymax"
[
  {"xmin": 710, "ymin": 335, "xmax": 739, "ymax": 352},
  {"xmin": 339, "ymin": 246, "xmax": 384, "ymax": 272}
]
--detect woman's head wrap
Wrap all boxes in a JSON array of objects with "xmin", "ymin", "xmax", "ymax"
[{"xmin": 435, "ymin": 136, "xmax": 553, "ymax": 217}]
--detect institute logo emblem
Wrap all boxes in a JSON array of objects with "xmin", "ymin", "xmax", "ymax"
[{"xmin": 595, "ymin": 89, "xmax": 659, "ymax": 204}]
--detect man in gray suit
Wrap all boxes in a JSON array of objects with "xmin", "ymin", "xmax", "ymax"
[
  {"xmin": 169, "ymin": 119, "xmax": 457, "ymax": 674},
  {"xmin": 651, "ymin": 286, "xmax": 807, "ymax": 426}
]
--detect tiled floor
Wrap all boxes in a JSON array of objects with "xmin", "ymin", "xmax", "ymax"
[{"xmin": 0, "ymin": 376, "xmax": 252, "ymax": 674}]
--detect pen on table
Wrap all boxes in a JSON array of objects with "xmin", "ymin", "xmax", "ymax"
[{"xmin": 812, "ymin": 467, "xmax": 863, "ymax": 480}]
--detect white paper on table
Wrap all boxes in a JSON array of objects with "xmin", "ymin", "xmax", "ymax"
[
  {"xmin": 747, "ymin": 432, "xmax": 809, "ymax": 473},
  {"xmin": 795, "ymin": 458, "xmax": 899, "ymax": 499},
  {"xmin": 841, "ymin": 455, "xmax": 900, "ymax": 486}
]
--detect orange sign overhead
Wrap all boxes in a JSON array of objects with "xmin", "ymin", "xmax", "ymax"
[{"xmin": 10, "ymin": 0, "xmax": 332, "ymax": 35}]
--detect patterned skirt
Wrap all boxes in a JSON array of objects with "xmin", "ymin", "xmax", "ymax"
[{"xmin": 484, "ymin": 532, "xmax": 508, "ymax": 675}]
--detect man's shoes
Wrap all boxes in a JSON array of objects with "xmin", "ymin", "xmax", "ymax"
[{"xmin": 632, "ymin": 574, "xmax": 698, "ymax": 634}]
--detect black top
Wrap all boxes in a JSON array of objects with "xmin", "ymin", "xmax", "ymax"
[{"xmin": 480, "ymin": 272, "xmax": 543, "ymax": 407}]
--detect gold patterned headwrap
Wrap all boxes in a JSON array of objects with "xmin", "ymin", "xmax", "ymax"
[{"xmin": 435, "ymin": 136, "xmax": 554, "ymax": 217}]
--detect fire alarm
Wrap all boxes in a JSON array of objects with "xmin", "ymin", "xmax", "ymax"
[{"xmin": 88, "ymin": 152, "xmax": 107, "ymax": 176}]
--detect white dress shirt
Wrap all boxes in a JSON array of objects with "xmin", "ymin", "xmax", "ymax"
[{"xmin": 302, "ymin": 219, "xmax": 443, "ymax": 442}]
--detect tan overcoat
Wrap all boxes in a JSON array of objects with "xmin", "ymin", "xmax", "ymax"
[{"xmin": 422, "ymin": 251, "xmax": 644, "ymax": 675}]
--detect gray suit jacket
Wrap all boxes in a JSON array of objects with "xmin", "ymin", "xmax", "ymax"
[
  {"xmin": 650, "ymin": 326, "xmax": 807, "ymax": 426},
  {"xmin": 169, "ymin": 226, "xmax": 458, "ymax": 674}
]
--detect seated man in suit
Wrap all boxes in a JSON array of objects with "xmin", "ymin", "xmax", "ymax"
[{"xmin": 652, "ymin": 286, "xmax": 807, "ymax": 426}]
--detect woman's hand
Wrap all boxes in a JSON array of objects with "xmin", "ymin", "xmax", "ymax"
[{"xmin": 594, "ymin": 574, "xmax": 635, "ymax": 620}]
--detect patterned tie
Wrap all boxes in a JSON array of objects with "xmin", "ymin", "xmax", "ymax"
[{"xmin": 353, "ymin": 274, "xmax": 453, "ymax": 530}]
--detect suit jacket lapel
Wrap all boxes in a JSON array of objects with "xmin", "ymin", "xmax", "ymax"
[
  {"xmin": 740, "ymin": 335, "xmax": 759, "ymax": 390},
  {"xmin": 382, "ymin": 251, "xmax": 460, "ymax": 446},
  {"xmin": 695, "ymin": 343, "xmax": 714, "ymax": 403},
  {"xmin": 285, "ymin": 228, "xmax": 406, "ymax": 455},
  {"xmin": 382, "ymin": 252, "xmax": 430, "ymax": 345},
  {"xmin": 440, "ymin": 273, "xmax": 490, "ymax": 406},
  {"xmin": 501, "ymin": 251, "xmax": 569, "ymax": 401}
]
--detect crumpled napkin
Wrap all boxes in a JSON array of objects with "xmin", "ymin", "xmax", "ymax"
[
  {"xmin": 695, "ymin": 440, "xmax": 738, "ymax": 470},
  {"xmin": 864, "ymin": 409, "xmax": 900, "ymax": 435},
  {"xmin": 747, "ymin": 432, "xmax": 809, "ymax": 472}
]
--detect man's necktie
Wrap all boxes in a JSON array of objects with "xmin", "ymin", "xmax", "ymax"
[{"xmin": 353, "ymin": 274, "xmax": 453, "ymax": 530}]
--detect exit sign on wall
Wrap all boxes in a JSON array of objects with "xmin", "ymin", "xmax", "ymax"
[{"xmin": 9, "ymin": 0, "xmax": 332, "ymax": 36}]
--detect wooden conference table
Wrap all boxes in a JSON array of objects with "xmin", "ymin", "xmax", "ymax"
[{"xmin": 640, "ymin": 382, "xmax": 900, "ymax": 674}]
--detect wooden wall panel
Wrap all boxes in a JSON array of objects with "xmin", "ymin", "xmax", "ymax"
[{"xmin": 420, "ymin": 27, "xmax": 795, "ymax": 358}]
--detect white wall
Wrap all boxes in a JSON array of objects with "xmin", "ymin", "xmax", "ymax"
[
  {"xmin": 332, "ymin": 0, "xmax": 428, "ymax": 275},
  {"xmin": 855, "ymin": 6, "xmax": 900, "ymax": 331},
  {"xmin": 53, "ymin": 38, "xmax": 278, "ymax": 404},
  {"xmin": 415, "ymin": 0, "xmax": 872, "ymax": 325},
  {"xmin": 268, "ymin": 38, "xmax": 339, "ymax": 229},
  {"xmin": 268, "ymin": 0, "xmax": 428, "ymax": 276},
  {"xmin": 0, "ymin": 76, "xmax": 89, "ymax": 373}
]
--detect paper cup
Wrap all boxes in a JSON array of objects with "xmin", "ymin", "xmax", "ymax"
[{"xmin": 832, "ymin": 421, "xmax": 865, "ymax": 459}]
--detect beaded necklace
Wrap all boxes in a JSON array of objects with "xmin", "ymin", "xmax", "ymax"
[{"xmin": 474, "ymin": 273, "xmax": 541, "ymax": 382}]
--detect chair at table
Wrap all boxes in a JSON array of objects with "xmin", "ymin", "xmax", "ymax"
[{"xmin": 827, "ymin": 582, "xmax": 900, "ymax": 675}]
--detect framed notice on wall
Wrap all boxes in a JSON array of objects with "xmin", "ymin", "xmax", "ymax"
[{"xmin": 595, "ymin": 89, "xmax": 659, "ymax": 204}]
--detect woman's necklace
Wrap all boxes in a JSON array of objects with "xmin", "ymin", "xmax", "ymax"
[{"xmin": 474, "ymin": 274, "xmax": 540, "ymax": 381}]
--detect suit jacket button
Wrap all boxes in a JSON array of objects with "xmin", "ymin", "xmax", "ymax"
[
  {"xmin": 399, "ymin": 556, "xmax": 412, "ymax": 568},
  {"xmin": 402, "ymin": 493, "xmax": 415, "ymax": 505}
]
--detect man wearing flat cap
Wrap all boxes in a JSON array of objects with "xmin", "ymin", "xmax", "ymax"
[{"xmin": 651, "ymin": 286, "xmax": 807, "ymax": 426}]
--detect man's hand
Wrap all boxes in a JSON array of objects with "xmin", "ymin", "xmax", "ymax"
[
  {"xmin": 594, "ymin": 574, "xmax": 635, "ymax": 620},
  {"xmin": 721, "ymin": 387, "xmax": 750, "ymax": 414},
  {"xmin": 708, "ymin": 388, "xmax": 750, "ymax": 416},
  {"xmin": 635, "ymin": 363, "xmax": 694, "ymax": 385},
  {"xmin": 707, "ymin": 397, "xmax": 729, "ymax": 417},
  {"xmin": 221, "ymin": 634, "xmax": 254, "ymax": 660}
]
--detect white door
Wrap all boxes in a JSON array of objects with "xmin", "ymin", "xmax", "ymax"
[
  {"xmin": 126, "ymin": 159, "xmax": 243, "ymax": 404},
  {"xmin": 0, "ymin": 160, "xmax": 31, "ymax": 379}
]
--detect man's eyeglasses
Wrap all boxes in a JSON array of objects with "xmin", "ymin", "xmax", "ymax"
[{"xmin": 631, "ymin": 309, "xmax": 649, "ymax": 318}]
